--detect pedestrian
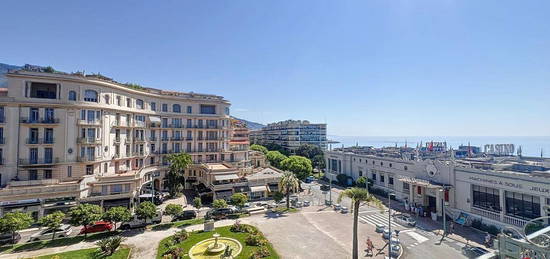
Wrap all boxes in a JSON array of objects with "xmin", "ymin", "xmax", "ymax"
[
  {"xmin": 365, "ymin": 237, "xmax": 374, "ymax": 256},
  {"xmin": 449, "ymin": 222, "xmax": 454, "ymax": 234}
]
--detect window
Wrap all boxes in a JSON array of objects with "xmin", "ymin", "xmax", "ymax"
[
  {"xmin": 200, "ymin": 105, "xmax": 216, "ymax": 114},
  {"xmin": 224, "ymin": 107, "xmax": 230, "ymax": 115},
  {"xmin": 45, "ymin": 108, "xmax": 55, "ymax": 122},
  {"xmin": 29, "ymin": 170, "xmax": 38, "ymax": 180},
  {"xmin": 136, "ymin": 99, "xmax": 144, "ymax": 109},
  {"xmin": 29, "ymin": 108, "xmax": 39, "ymax": 122},
  {"xmin": 151, "ymin": 102, "xmax": 156, "ymax": 111},
  {"xmin": 372, "ymin": 173, "xmax": 377, "ymax": 181},
  {"xmin": 402, "ymin": 182, "xmax": 410, "ymax": 191},
  {"xmin": 173, "ymin": 104, "xmax": 181, "ymax": 113},
  {"xmin": 29, "ymin": 148, "xmax": 38, "ymax": 164},
  {"xmin": 187, "ymin": 106, "xmax": 192, "ymax": 113},
  {"xmin": 84, "ymin": 90, "xmax": 98, "ymax": 102},
  {"xmin": 404, "ymin": 166, "xmax": 408, "ymax": 171},
  {"xmin": 359, "ymin": 171, "xmax": 363, "ymax": 176},
  {"xmin": 68, "ymin": 91, "xmax": 77, "ymax": 101},
  {"xmin": 472, "ymin": 185, "xmax": 501, "ymax": 212},
  {"xmin": 29, "ymin": 82, "xmax": 57, "ymax": 99},
  {"xmin": 126, "ymin": 98, "xmax": 131, "ymax": 107},
  {"xmin": 162, "ymin": 104, "xmax": 168, "ymax": 112},
  {"xmin": 44, "ymin": 170, "xmax": 52, "ymax": 179},
  {"xmin": 505, "ymin": 191, "xmax": 540, "ymax": 220},
  {"xmin": 380, "ymin": 175, "xmax": 385, "ymax": 183},
  {"xmin": 104, "ymin": 163, "xmax": 108, "ymax": 173},
  {"xmin": 389, "ymin": 163, "xmax": 393, "ymax": 168},
  {"xmin": 389, "ymin": 177, "xmax": 394, "ymax": 185},
  {"xmin": 86, "ymin": 165, "xmax": 93, "ymax": 175},
  {"xmin": 380, "ymin": 162, "xmax": 384, "ymax": 166},
  {"xmin": 116, "ymin": 96, "xmax": 122, "ymax": 106},
  {"xmin": 67, "ymin": 166, "xmax": 72, "ymax": 177}
]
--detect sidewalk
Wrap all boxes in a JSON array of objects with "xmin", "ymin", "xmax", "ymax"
[{"xmin": 376, "ymin": 195, "xmax": 490, "ymax": 249}]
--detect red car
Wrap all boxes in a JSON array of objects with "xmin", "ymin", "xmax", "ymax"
[{"xmin": 79, "ymin": 221, "xmax": 113, "ymax": 235}]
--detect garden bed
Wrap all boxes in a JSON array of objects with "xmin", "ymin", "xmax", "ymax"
[
  {"xmin": 156, "ymin": 225, "xmax": 279, "ymax": 259},
  {"xmin": 36, "ymin": 247, "xmax": 130, "ymax": 259}
]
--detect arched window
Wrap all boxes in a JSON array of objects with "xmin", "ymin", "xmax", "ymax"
[
  {"xmin": 68, "ymin": 91, "xmax": 77, "ymax": 101},
  {"xmin": 173, "ymin": 104, "xmax": 181, "ymax": 113},
  {"xmin": 84, "ymin": 90, "xmax": 98, "ymax": 102}
]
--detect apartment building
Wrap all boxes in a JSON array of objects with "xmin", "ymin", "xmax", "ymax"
[
  {"xmin": 250, "ymin": 120, "xmax": 327, "ymax": 152},
  {"xmin": 0, "ymin": 68, "xmax": 249, "ymax": 219},
  {"xmin": 326, "ymin": 146, "xmax": 550, "ymax": 229}
]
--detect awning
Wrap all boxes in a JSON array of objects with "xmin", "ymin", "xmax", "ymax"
[
  {"xmin": 214, "ymin": 174, "xmax": 239, "ymax": 181},
  {"xmin": 149, "ymin": 116, "xmax": 161, "ymax": 123},
  {"xmin": 250, "ymin": 185, "xmax": 268, "ymax": 193}
]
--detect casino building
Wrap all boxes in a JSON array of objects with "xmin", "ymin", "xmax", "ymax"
[
  {"xmin": 325, "ymin": 145, "xmax": 550, "ymax": 229},
  {"xmin": 0, "ymin": 66, "xmax": 251, "ymax": 218}
]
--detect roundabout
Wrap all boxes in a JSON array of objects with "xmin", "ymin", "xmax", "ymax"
[{"xmin": 188, "ymin": 232, "xmax": 243, "ymax": 259}]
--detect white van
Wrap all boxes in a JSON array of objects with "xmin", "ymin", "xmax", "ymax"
[{"xmin": 120, "ymin": 210, "xmax": 163, "ymax": 229}]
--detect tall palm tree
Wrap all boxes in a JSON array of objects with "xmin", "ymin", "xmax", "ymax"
[
  {"xmin": 337, "ymin": 187, "xmax": 382, "ymax": 259},
  {"xmin": 279, "ymin": 172, "xmax": 300, "ymax": 209},
  {"xmin": 166, "ymin": 153, "xmax": 192, "ymax": 196}
]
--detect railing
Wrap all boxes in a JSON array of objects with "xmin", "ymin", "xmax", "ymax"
[
  {"xmin": 134, "ymin": 137, "xmax": 146, "ymax": 143},
  {"xmin": 149, "ymin": 123, "xmax": 160, "ymax": 128},
  {"xmin": 205, "ymin": 137, "xmax": 220, "ymax": 141},
  {"xmin": 9, "ymin": 179, "xmax": 59, "ymax": 187},
  {"xmin": 77, "ymin": 156, "xmax": 100, "ymax": 162},
  {"xmin": 171, "ymin": 137, "xmax": 183, "ymax": 141},
  {"xmin": 90, "ymin": 191, "xmax": 131, "ymax": 197},
  {"xmin": 186, "ymin": 137, "xmax": 193, "ymax": 141},
  {"xmin": 77, "ymin": 119, "xmax": 101, "ymax": 126},
  {"xmin": 20, "ymin": 117, "xmax": 60, "ymax": 124},
  {"xmin": 161, "ymin": 137, "xmax": 170, "ymax": 141},
  {"xmin": 0, "ymin": 184, "xmax": 79, "ymax": 196},
  {"xmin": 171, "ymin": 124, "xmax": 183, "ymax": 129},
  {"xmin": 210, "ymin": 181, "xmax": 247, "ymax": 190},
  {"xmin": 114, "ymin": 137, "xmax": 121, "ymax": 143},
  {"xmin": 111, "ymin": 121, "xmax": 130, "ymax": 127},
  {"xmin": 19, "ymin": 157, "xmax": 60, "ymax": 165},
  {"xmin": 503, "ymin": 215, "xmax": 528, "ymax": 227},
  {"xmin": 125, "ymin": 138, "xmax": 133, "ymax": 144},
  {"xmin": 77, "ymin": 138, "xmax": 101, "ymax": 145},
  {"xmin": 26, "ymin": 138, "xmax": 55, "ymax": 144},
  {"xmin": 471, "ymin": 207, "xmax": 501, "ymax": 221},
  {"xmin": 132, "ymin": 151, "xmax": 145, "ymax": 157},
  {"xmin": 149, "ymin": 136, "xmax": 157, "ymax": 141},
  {"xmin": 133, "ymin": 121, "xmax": 146, "ymax": 128}
]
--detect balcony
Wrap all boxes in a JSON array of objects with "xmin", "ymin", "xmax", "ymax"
[
  {"xmin": 0, "ymin": 182, "xmax": 80, "ymax": 197},
  {"xmin": 77, "ymin": 156, "xmax": 100, "ymax": 162},
  {"xmin": 503, "ymin": 215, "xmax": 528, "ymax": 227},
  {"xmin": 114, "ymin": 137, "xmax": 121, "ymax": 143},
  {"xmin": 471, "ymin": 207, "xmax": 501, "ymax": 222},
  {"xmin": 77, "ymin": 119, "xmax": 102, "ymax": 126},
  {"xmin": 111, "ymin": 121, "xmax": 131, "ymax": 127},
  {"xmin": 171, "ymin": 136, "xmax": 183, "ymax": 141},
  {"xmin": 161, "ymin": 137, "xmax": 170, "ymax": 141},
  {"xmin": 19, "ymin": 157, "xmax": 60, "ymax": 165},
  {"xmin": 134, "ymin": 137, "xmax": 146, "ymax": 143},
  {"xmin": 149, "ymin": 122, "xmax": 160, "ymax": 128},
  {"xmin": 124, "ymin": 138, "xmax": 133, "ymax": 144},
  {"xmin": 20, "ymin": 117, "xmax": 60, "ymax": 124},
  {"xmin": 132, "ymin": 151, "xmax": 145, "ymax": 157},
  {"xmin": 149, "ymin": 136, "xmax": 157, "ymax": 141},
  {"xmin": 205, "ymin": 137, "xmax": 220, "ymax": 141},
  {"xmin": 133, "ymin": 121, "xmax": 146, "ymax": 128},
  {"xmin": 77, "ymin": 138, "xmax": 101, "ymax": 145},
  {"xmin": 186, "ymin": 137, "xmax": 193, "ymax": 141},
  {"xmin": 210, "ymin": 181, "xmax": 247, "ymax": 191},
  {"xmin": 171, "ymin": 124, "xmax": 184, "ymax": 129},
  {"xmin": 9, "ymin": 179, "xmax": 59, "ymax": 187}
]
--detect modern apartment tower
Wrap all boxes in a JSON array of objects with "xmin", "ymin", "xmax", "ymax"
[
  {"xmin": 250, "ymin": 120, "xmax": 327, "ymax": 152},
  {"xmin": 0, "ymin": 67, "xmax": 250, "ymax": 218}
]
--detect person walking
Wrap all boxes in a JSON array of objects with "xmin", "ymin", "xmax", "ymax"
[
  {"xmin": 449, "ymin": 222, "xmax": 455, "ymax": 235},
  {"xmin": 365, "ymin": 237, "xmax": 374, "ymax": 256}
]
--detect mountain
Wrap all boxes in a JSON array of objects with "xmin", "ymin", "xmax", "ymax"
[
  {"xmin": 0, "ymin": 63, "xmax": 22, "ymax": 87},
  {"xmin": 231, "ymin": 117, "xmax": 265, "ymax": 130}
]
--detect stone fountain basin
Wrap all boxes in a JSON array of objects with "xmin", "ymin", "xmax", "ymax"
[{"xmin": 189, "ymin": 237, "xmax": 242, "ymax": 259}]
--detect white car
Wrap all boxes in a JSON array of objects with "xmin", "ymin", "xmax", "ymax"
[
  {"xmin": 383, "ymin": 229, "xmax": 397, "ymax": 239},
  {"xmin": 120, "ymin": 210, "xmax": 163, "ymax": 229},
  {"xmin": 341, "ymin": 207, "xmax": 349, "ymax": 213},
  {"xmin": 394, "ymin": 214, "xmax": 416, "ymax": 227},
  {"xmin": 334, "ymin": 204, "xmax": 342, "ymax": 211},
  {"xmin": 303, "ymin": 200, "xmax": 311, "ymax": 207},
  {"xmin": 30, "ymin": 224, "xmax": 72, "ymax": 241}
]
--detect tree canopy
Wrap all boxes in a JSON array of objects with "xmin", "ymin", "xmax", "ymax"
[
  {"xmin": 68, "ymin": 204, "xmax": 103, "ymax": 228},
  {"xmin": 0, "ymin": 212, "xmax": 34, "ymax": 243},
  {"xmin": 279, "ymin": 172, "xmax": 300, "ymax": 209},
  {"xmin": 103, "ymin": 206, "xmax": 132, "ymax": 231},
  {"xmin": 230, "ymin": 193, "xmax": 248, "ymax": 208},
  {"xmin": 166, "ymin": 152, "xmax": 192, "ymax": 196},
  {"xmin": 266, "ymin": 150, "xmax": 288, "ymax": 168},
  {"xmin": 164, "ymin": 204, "xmax": 183, "ymax": 217},
  {"xmin": 193, "ymin": 197, "xmax": 202, "ymax": 210},
  {"xmin": 212, "ymin": 199, "xmax": 228, "ymax": 209},
  {"xmin": 136, "ymin": 201, "xmax": 157, "ymax": 223},
  {"xmin": 250, "ymin": 144, "xmax": 268, "ymax": 154},
  {"xmin": 39, "ymin": 211, "xmax": 65, "ymax": 240},
  {"xmin": 280, "ymin": 155, "xmax": 313, "ymax": 180},
  {"xmin": 295, "ymin": 144, "xmax": 325, "ymax": 169}
]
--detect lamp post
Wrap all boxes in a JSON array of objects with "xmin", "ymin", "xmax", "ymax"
[
  {"xmin": 439, "ymin": 186, "xmax": 450, "ymax": 242},
  {"xmin": 388, "ymin": 192, "xmax": 395, "ymax": 258}
]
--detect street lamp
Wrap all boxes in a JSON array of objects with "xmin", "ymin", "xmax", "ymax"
[
  {"xmin": 439, "ymin": 186, "xmax": 451, "ymax": 242},
  {"xmin": 388, "ymin": 192, "xmax": 395, "ymax": 258}
]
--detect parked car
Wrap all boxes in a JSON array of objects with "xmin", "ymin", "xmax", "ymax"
[
  {"xmin": 303, "ymin": 200, "xmax": 311, "ymax": 207},
  {"xmin": 79, "ymin": 221, "xmax": 113, "ymax": 235},
  {"xmin": 205, "ymin": 208, "xmax": 239, "ymax": 220},
  {"xmin": 172, "ymin": 210, "xmax": 197, "ymax": 221},
  {"xmin": 382, "ymin": 229, "xmax": 397, "ymax": 239},
  {"xmin": 341, "ymin": 207, "xmax": 349, "ymax": 214},
  {"xmin": 304, "ymin": 176, "xmax": 315, "ymax": 183},
  {"xmin": 393, "ymin": 214, "xmax": 416, "ymax": 227},
  {"xmin": 320, "ymin": 185, "xmax": 330, "ymax": 191},
  {"xmin": 334, "ymin": 204, "xmax": 342, "ymax": 211},
  {"xmin": 295, "ymin": 201, "xmax": 303, "ymax": 208},
  {"xmin": 375, "ymin": 224, "xmax": 386, "ymax": 233},
  {"xmin": 0, "ymin": 232, "xmax": 21, "ymax": 245},
  {"xmin": 30, "ymin": 224, "xmax": 72, "ymax": 241},
  {"xmin": 120, "ymin": 210, "xmax": 163, "ymax": 229},
  {"xmin": 461, "ymin": 245, "xmax": 489, "ymax": 259}
]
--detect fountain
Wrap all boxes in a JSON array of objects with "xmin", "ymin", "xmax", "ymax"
[{"xmin": 188, "ymin": 233, "xmax": 242, "ymax": 259}]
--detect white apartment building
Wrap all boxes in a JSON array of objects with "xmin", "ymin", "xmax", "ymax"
[
  {"xmin": 0, "ymin": 68, "xmax": 249, "ymax": 218},
  {"xmin": 250, "ymin": 120, "xmax": 327, "ymax": 152},
  {"xmin": 326, "ymin": 146, "xmax": 550, "ymax": 229}
]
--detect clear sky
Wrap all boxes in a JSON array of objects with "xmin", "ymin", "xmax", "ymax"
[{"xmin": 2, "ymin": 0, "xmax": 549, "ymax": 136}]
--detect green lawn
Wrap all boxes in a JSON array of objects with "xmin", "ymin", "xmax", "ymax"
[
  {"xmin": 272, "ymin": 207, "xmax": 298, "ymax": 214},
  {"xmin": 36, "ymin": 247, "xmax": 130, "ymax": 259},
  {"xmin": 156, "ymin": 225, "xmax": 279, "ymax": 259},
  {"xmin": 0, "ymin": 231, "xmax": 118, "ymax": 254}
]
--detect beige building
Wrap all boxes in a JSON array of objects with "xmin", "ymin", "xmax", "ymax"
[
  {"xmin": 250, "ymin": 119, "xmax": 327, "ymax": 152},
  {"xmin": 0, "ymin": 68, "xmax": 250, "ymax": 218}
]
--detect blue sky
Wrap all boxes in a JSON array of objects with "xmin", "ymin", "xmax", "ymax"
[{"xmin": 1, "ymin": 0, "xmax": 549, "ymax": 136}]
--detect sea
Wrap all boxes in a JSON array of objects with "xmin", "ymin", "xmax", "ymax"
[{"xmin": 328, "ymin": 136, "xmax": 550, "ymax": 158}]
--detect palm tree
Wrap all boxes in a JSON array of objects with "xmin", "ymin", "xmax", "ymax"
[
  {"xmin": 337, "ymin": 187, "xmax": 382, "ymax": 259},
  {"xmin": 166, "ymin": 152, "xmax": 192, "ymax": 196},
  {"xmin": 279, "ymin": 172, "xmax": 300, "ymax": 210}
]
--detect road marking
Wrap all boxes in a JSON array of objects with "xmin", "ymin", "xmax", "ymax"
[
  {"xmin": 302, "ymin": 211, "xmax": 350, "ymax": 251},
  {"xmin": 406, "ymin": 231, "xmax": 429, "ymax": 244},
  {"xmin": 358, "ymin": 213, "xmax": 407, "ymax": 229}
]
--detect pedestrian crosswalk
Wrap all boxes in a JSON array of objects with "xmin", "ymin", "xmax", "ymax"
[{"xmin": 358, "ymin": 212, "xmax": 406, "ymax": 229}]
